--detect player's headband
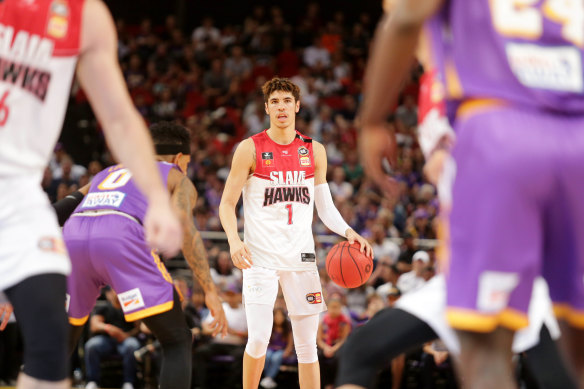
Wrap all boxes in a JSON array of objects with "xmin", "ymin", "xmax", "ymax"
[{"xmin": 155, "ymin": 143, "xmax": 190, "ymax": 155}]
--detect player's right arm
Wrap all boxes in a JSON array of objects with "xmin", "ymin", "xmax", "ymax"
[
  {"xmin": 76, "ymin": 0, "xmax": 181, "ymax": 257},
  {"xmin": 360, "ymin": 0, "xmax": 443, "ymax": 198},
  {"xmin": 219, "ymin": 139, "xmax": 255, "ymax": 270}
]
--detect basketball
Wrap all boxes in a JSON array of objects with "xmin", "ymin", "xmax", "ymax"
[{"xmin": 326, "ymin": 241, "xmax": 373, "ymax": 288}]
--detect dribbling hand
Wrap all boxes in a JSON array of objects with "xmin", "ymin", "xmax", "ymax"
[
  {"xmin": 229, "ymin": 240, "xmax": 253, "ymax": 269},
  {"xmin": 143, "ymin": 200, "xmax": 182, "ymax": 258},
  {"xmin": 0, "ymin": 303, "xmax": 13, "ymax": 331},
  {"xmin": 346, "ymin": 228, "xmax": 374, "ymax": 259}
]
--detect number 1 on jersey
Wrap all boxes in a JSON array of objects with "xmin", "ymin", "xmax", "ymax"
[{"xmin": 286, "ymin": 203, "xmax": 293, "ymax": 225}]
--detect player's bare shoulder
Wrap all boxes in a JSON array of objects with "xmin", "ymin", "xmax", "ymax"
[
  {"xmin": 233, "ymin": 138, "xmax": 256, "ymax": 174},
  {"xmin": 80, "ymin": 0, "xmax": 116, "ymax": 55}
]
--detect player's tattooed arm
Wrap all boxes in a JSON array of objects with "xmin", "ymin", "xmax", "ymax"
[{"xmin": 171, "ymin": 173, "xmax": 215, "ymax": 294}]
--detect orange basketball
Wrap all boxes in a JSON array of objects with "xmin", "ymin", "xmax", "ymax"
[{"xmin": 325, "ymin": 241, "xmax": 373, "ymax": 288}]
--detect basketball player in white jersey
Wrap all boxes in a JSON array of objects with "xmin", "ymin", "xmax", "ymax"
[
  {"xmin": 219, "ymin": 77, "xmax": 373, "ymax": 389},
  {"xmin": 0, "ymin": 1, "xmax": 182, "ymax": 388}
]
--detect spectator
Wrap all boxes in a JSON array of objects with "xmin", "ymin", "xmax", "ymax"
[
  {"xmin": 259, "ymin": 308, "xmax": 294, "ymax": 389},
  {"xmin": 52, "ymin": 153, "xmax": 87, "ymax": 182},
  {"xmin": 192, "ymin": 283, "xmax": 247, "ymax": 389},
  {"xmin": 210, "ymin": 250, "xmax": 243, "ymax": 291},
  {"xmin": 317, "ymin": 295, "xmax": 351, "ymax": 389},
  {"xmin": 352, "ymin": 293, "xmax": 385, "ymax": 327},
  {"xmin": 328, "ymin": 166, "xmax": 353, "ymax": 203},
  {"xmin": 192, "ymin": 16, "xmax": 221, "ymax": 48},
  {"xmin": 224, "ymin": 45, "xmax": 252, "ymax": 80},
  {"xmin": 84, "ymin": 287, "xmax": 141, "ymax": 389},
  {"xmin": 303, "ymin": 36, "xmax": 330, "ymax": 69},
  {"xmin": 397, "ymin": 232, "xmax": 417, "ymax": 272},
  {"xmin": 397, "ymin": 251, "xmax": 431, "ymax": 294},
  {"xmin": 422, "ymin": 340, "xmax": 455, "ymax": 389},
  {"xmin": 370, "ymin": 224, "xmax": 400, "ymax": 263}
]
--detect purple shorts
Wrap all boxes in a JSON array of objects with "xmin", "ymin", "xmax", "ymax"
[
  {"xmin": 64, "ymin": 213, "xmax": 175, "ymax": 325},
  {"xmin": 446, "ymin": 102, "xmax": 584, "ymax": 332}
]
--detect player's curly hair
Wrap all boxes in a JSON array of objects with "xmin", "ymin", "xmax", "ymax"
[
  {"xmin": 149, "ymin": 121, "xmax": 190, "ymax": 146},
  {"xmin": 262, "ymin": 77, "xmax": 300, "ymax": 103}
]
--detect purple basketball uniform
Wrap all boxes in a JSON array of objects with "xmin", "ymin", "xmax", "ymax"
[
  {"xmin": 425, "ymin": 0, "xmax": 584, "ymax": 331},
  {"xmin": 65, "ymin": 162, "xmax": 178, "ymax": 324}
]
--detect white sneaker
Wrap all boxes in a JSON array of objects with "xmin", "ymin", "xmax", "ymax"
[
  {"xmin": 85, "ymin": 382, "xmax": 98, "ymax": 389},
  {"xmin": 260, "ymin": 376, "xmax": 277, "ymax": 388},
  {"xmin": 121, "ymin": 383, "xmax": 134, "ymax": 389}
]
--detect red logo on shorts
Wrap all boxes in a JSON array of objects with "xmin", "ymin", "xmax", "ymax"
[{"xmin": 306, "ymin": 292, "xmax": 322, "ymax": 304}]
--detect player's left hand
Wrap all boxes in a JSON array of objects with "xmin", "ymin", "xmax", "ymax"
[
  {"xmin": 205, "ymin": 292, "xmax": 228, "ymax": 338},
  {"xmin": 346, "ymin": 228, "xmax": 374, "ymax": 258},
  {"xmin": 0, "ymin": 303, "xmax": 13, "ymax": 331}
]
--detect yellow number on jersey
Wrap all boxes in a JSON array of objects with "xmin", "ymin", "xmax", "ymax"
[
  {"xmin": 97, "ymin": 168, "xmax": 132, "ymax": 190},
  {"xmin": 490, "ymin": 0, "xmax": 584, "ymax": 46}
]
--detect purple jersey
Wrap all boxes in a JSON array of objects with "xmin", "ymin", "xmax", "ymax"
[
  {"xmin": 74, "ymin": 162, "xmax": 177, "ymax": 223},
  {"xmin": 427, "ymin": 0, "xmax": 584, "ymax": 113}
]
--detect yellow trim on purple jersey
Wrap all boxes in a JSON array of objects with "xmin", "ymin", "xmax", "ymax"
[
  {"xmin": 554, "ymin": 303, "xmax": 584, "ymax": 329},
  {"xmin": 447, "ymin": 307, "xmax": 528, "ymax": 332},
  {"xmin": 124, "ymin": 300, "xmax": 174, "ymax": 322},
  {"xmin": 444, "ymin": 60, "xmax": 464, "ymax": 99},
  {"xmin": 69, "ymin": 315, "xmax": 89, "ymax": 326},
  {"xmin": 151, "ymin": 250, "xmax": 174, "ymax": 284},
  {"xmin": 456, "ymin": 98, "xmax": 507, "ymax": 121}
]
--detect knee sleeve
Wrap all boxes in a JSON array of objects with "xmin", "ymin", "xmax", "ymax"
[
  {"xmin": 245, "ymin": 304, "xmax": 273, "ymax": 358},
  {"xmin": 5, "ymin": 274, "xmax": 69, "ymax": 381},
  {"xmin": 290, "ymin": 314, "xmax": 319, "ymax": 364}
]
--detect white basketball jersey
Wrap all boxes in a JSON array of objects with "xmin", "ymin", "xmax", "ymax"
[
  {"xmin": 242, "ymin": 130, "xmax": 316, "ymax": 270},
  {"xmin": 0, "ymin": 0, "xmax": 83, "ymax": 179}
]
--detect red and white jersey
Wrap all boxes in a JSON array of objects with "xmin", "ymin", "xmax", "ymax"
[
  {"xmin": 242, "ymin": 130, "xmax": 317, "ymax": 271},
  {"xmin": 0, "ymin": 0, "xmax": 84, "ymax": 179}
]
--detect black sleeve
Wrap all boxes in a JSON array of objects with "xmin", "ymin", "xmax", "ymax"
[{"xmin": 51, "ymin": 191, "xmax": 84, "ymax": 226}]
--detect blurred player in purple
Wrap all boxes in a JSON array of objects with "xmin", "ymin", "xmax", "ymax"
[
  {"xmin": 54, "ymin": 122, "xmax": 227, "ymax": 389},
  {"xmin": 357, "ymin": 0, "xmax": 584, "ymax": 388}
]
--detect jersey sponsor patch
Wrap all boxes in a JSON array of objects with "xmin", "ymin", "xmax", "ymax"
[
  {"xmin": 477, "ymin": 271, "xmax": 519, "ymax": 313},
  {"xmin": 262, "ymin": 151, "xmax": 274, "ymax": 167},
  {"xmin": 306, "ymin": 292, "xmax": 322, "ymax": 304},
  {"xmin": 301, "ymin": 253, "xmax": 316, "ymax": 262},
  {"xmin": 299, "ymin": 156, "xmax": 311, "ymax": 166},
  {"xmin": 117, "ymin": 288, "xmax": 146, "ymax": 313},
  {"xmin": 506, "ymin": 43, "xmax": 583, "ymax": 93},
  {"xmin": 47, "ymin": 0, "xmax": 70, "ymax": 39},
  {"xmin": 82, "ymin": 191, "xmax": 126, "ymax": 208}
]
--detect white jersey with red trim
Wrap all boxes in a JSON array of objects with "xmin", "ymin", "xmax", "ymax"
[
  {"xmin": 242, "ymin": 130, "xmax": 317, "ymax": 271},
  {"xmin": 0, "ymin": 0, "xmax": 84, "ymax": 179}
]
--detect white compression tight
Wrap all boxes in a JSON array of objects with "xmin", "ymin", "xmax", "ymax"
[
  {"xmin": 290, "ymin": 313, "xmax": 320, "ymax": 364},
  {"xmin": 244, "ymin": 303, "xmax": 320, "ymax": 364},
  {"xmin": 245, "ymin": 304, "xmax": 274, "ymax": 358}
]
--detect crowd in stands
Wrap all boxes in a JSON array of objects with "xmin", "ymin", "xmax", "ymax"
[{"xmin": 0, "ymin": 2, "xmax": 461, "ymax": 388}]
